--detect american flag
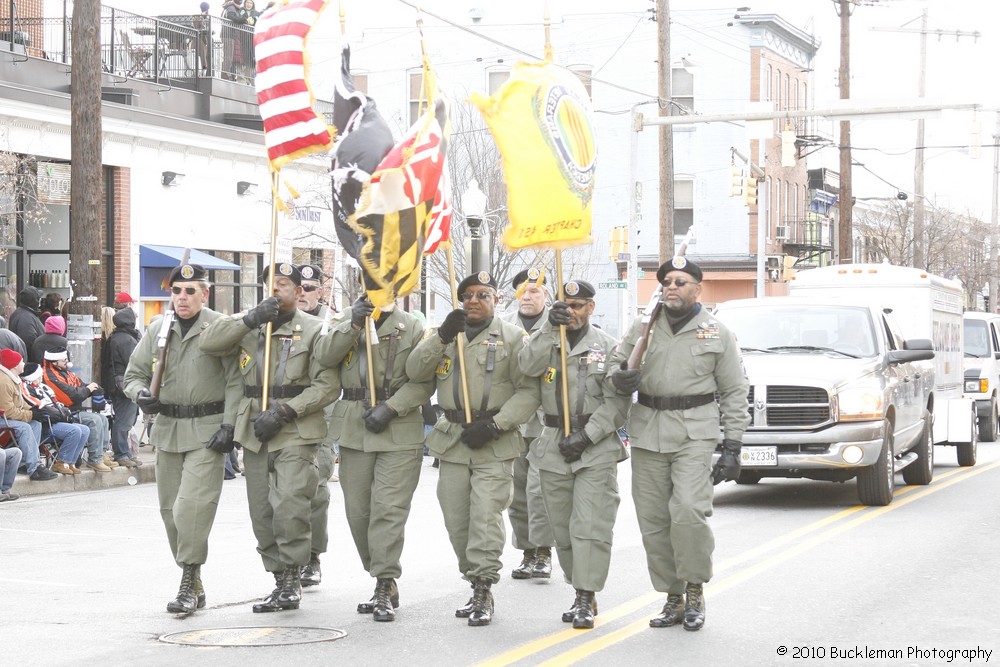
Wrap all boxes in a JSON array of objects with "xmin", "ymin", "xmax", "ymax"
[{"xmin": 254, "ymin": 0, "xmax": 333, "ymax": 170}]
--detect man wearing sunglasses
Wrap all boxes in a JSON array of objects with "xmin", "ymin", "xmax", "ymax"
[
  {"xmin": 296, "ymin": 264, "xmax": 327, "ymax": 318},
  {"xmin": 313, "ymin": 287, "xmax": 433, "ymax": 623},
  {"xmin": 200, "ymin": 262, "xmax": 340, "ymax": 614},
  {"xmin": 124, "ymin": 263, "xmax": 243, "ymax": 616},
  {"xmin": 500, "ymin": 267, "xmax": 556, "ymax": 581},
  {"xmin": 518, "ymin": 279, "xmax": 629, "ymax": 629},
  {"xmin": 406, "ymin": 271, "xmax": 540, "ymax": 627},
  {"xmin": 608, "ymin": 257, "xmax": 749, "ymax": 632}
]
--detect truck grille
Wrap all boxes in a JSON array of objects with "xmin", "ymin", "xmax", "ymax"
[{"xmin": 748, "ymin": 385, "xmax": 832, "ymax": 428}]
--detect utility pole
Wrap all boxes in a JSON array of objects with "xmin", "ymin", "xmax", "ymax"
[
  {"xmin": 69, "ymin": 0, "xmax": 104, "ymax": 377},
  {"xmin": 991, "ymin": 111, "xmax": 1000, "ymax": 313},
  {"xmin": 836, "ymin": 0, "xmax": 853, "ymax": 265},
  {"xmin": 656, "ymin": 0, "xmax": 674, "ymax": 263}
]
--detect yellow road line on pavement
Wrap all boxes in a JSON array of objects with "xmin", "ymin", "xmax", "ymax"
[{"xmin": 480, "ymin": 460, "xmax": 998, "ymax": 667}]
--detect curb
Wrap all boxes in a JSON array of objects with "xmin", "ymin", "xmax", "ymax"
[{"xmin": 11, "ymin": 449, "xmax": 157, "ymax": 499}]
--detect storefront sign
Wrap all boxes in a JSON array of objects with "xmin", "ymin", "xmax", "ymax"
[{"xmin": 36, "ymin": 162, "xmax": 72, "ymax": 205}]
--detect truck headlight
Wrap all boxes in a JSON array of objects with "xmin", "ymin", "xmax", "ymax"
[
  {"xmin": 838, "ymin": 388, "xmax": 883, "ymax": 420},
  {"xmin": 842, "ymin": 445, "xmax": 864, "ymax": 464},
  {"xmin": 965, "ymin": 379, "xmax": 988, "ymax": 393}
]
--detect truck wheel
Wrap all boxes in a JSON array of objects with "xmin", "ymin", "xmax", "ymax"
[
  {"xmin": 902, "ymin": 409, "xmax": 934, "ymax": 486},
  {"xmin": 736, "ymin": 471, "xmax": 762, "ymax": 485},
  {"xmin": 957, "ymin": 410, "xmax": 978, "ymax": 467},
  {"xmin": 858, "ymin": 419, "xmax": 894, "ymax": 506},
  {"xmin": 977, "ymin": 398, "xmax": 998, "ymax": 442}
]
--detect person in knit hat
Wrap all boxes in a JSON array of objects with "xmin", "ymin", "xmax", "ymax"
[
  {"xmin": 20, "ymin": 362, "xmax": 90, "ymax": 476},
  {"xmin": 30, "ymin": 314, "xmax": 69, "ymax": 365},
  {"xmin": 0, "ymin": 349, "xmax": 57, "ymax": 481},
  {"xmin": 42, "ymin": 348, "xmax": 114, "ymax": 472}
]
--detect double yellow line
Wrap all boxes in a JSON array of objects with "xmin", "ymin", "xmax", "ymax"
[{"xmin": 477, "ymin": 460, "xmax": 1000, "ymax": 666}]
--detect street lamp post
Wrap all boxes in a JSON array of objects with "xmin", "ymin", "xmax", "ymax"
[{"xmin": 463, "ymin": 179, "xmax": 490, "ymax": 275}]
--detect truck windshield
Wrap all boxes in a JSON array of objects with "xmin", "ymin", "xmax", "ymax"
[
  {"xmin": 717, "ymin": 305, "xmax": 877, "ymax": 357},
  {"xmin": 964, "ymin": 319, "xmax": 991, "ymax": 358}
]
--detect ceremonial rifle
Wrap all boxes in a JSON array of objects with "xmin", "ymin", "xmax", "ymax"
[{"xmin": 149, "ymin": 248, "xmax": 191, "ymax": 397}]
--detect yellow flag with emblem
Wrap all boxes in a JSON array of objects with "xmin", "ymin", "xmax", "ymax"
[{"xmin": 470, "ymin": 60, "xmax": 596, "ymax": 251}]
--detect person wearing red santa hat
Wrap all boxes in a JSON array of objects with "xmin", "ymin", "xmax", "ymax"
[{"xmin": 0, "ymin": 348, "xmax": 57, "ymax": 481}]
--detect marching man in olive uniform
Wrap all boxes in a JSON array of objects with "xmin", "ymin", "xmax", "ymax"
[
  {"xmin": 314, "ymin": 293, "xmax": 433, "ymax": 622},
  {"xmin": 607, "ymin": 257, "xmax": 749, "ymax": 631},
  {"xmin": 500, "ymin": 267, "xmax": 556, "ymax": 580},
  {"xmin": 124, "ymin": 263, "xmax": 243, "ymax": 615},
  {"xmin": 406, "ymin": 271, "xmax": 540, "ymax": 626},
  {"xmin": 518, "ymin": 279, "xmax": 629, "ymax": 629},
  {"xmin": 200, "ymin": 262, "xmax": 340, "ymax": 613}
]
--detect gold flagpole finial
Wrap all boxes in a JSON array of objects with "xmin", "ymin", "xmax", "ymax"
[
  {"xmin": 339, "ymin": 0, "xmax": 346, "ymax": 35},
  {"xmin": 543, "ymin": 1, "xmax": 553, "ymax": 62}
]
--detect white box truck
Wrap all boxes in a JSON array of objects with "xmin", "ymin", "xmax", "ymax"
[
  {"xmin": 789, "ymin": 263, "xmax": 976, "ymax": 465},
  {"xmin": 962, "ymin": 311, "xmax": 1000, "ymax": 445}
]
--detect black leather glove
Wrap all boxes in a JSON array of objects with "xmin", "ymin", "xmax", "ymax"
[
  {"xmin": 558, "ymin": 429, "xmax": 593, "ymax": 463},
  {"xmin": 136, "ymin": 389, "xmax": 163, "ymax": 415},
  {"xmin": 252, "ymin": 403, "xmax": 297, "ymax": 443},
  {"xmin": 548, "ymin": 301, "xmax": 571, "ymax": 326},
  {"xmin": 43, "ymin": 405, "xmax": 67, "ymax": 423},
  {"xmin": 206, "ymin": 424, "xmax": 236, "ymax": 453},
  {"xmin": 242, "ymin": 296, "xmax": 280, "ymax": 328},
  {"xmin": 58, "ymin": 406, "xmax": 74, "ymax": 422},
  {"xmin": 460, "ymin": 418, "xmax": 501, "ymax": 449},
  {"xmin": 350, "ymin": 297, "xmax": 375, "ymax": 328},
  {"xmin": 363, "ymin": 403, "xmax": 397, "ymax": 433},
  {"xmin": 438, "ymin": 309, "xmax": 469, "ymax": 344},
  {"xmin": 611, "ymin": 362, "xmax": 642, "ymax": 395},
  {"xmin": 711, "ymin": 439, "xmax": 743, "ymax": 485}
]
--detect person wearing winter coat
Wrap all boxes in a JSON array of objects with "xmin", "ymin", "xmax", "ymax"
[
  {"xmin": 30, "ymin": 315, "xmax": 69, "ymax": 365},
  {"xmin": 102, "ymin": 308, "xmax": 143, "ymax": 467},
  {"xmin": 8, "ymin": 286, "xmax": 44, "ymax": 353}
]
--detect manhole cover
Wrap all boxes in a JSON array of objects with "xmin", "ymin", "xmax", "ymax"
[{"xmin": 159, "ymin": 626, "xmax": 347, "ymax": 647}]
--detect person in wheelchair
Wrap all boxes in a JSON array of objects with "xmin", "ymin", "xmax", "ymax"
[
  {"xmin": 20, "ymin": 362, "xmax": 90, "ymax": 475},
  {"xmin": 41, "ymin": 348, "xmax": 114, "ymax": 473}
]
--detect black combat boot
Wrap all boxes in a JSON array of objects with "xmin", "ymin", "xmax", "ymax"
[
  {"xmin": 649, "ymin": 592, "xmax": 685, "ymax": 628},
  {"xmin": 511, "ymin": 549, "xmax": 536, "ymax": 579},
  {"xmin": 683, "ymin": 583, "xmax": 705, "ymax": 631},
  {"xmin": 562, "ymin": 589, "xmax": 583, "ymax": 622},
  {"xmin": 300, "ymin": 553, "xmax": 322, "ymax": 587},
  {"xmin": 532, "ymin": 546, "xmax": 552, "ymax": 578},
  {"xmin": 468, "ymin": 578, "xmax": 494, "ymax": 627},
  {"xmin": 372, "ymin": 578, "xmax": 397, "ymax": 622},
  {"xmin": 572, "ymin": 590, "xmax": 597, "ymax": 629},
  {"xmin": 192, "ymin": 564, "xmax": 206, "ymax": 609},
  {"xmin": 359, "ymin": 578, "xmax": 400, "ymax": 614},
  {"xmin": 166, "ymin": 564, "xmax": 199, "ymax": 614},
  {"xmin": 454, "ymin": 581, "xmax": 476, "ymax": 618},
  {"xmin": 253, "ymin": 569, "xmax": 300, "ymax": 613}
]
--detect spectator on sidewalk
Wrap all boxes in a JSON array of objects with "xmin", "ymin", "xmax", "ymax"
[
  {"xmin": 0, "ymin": 324, "xmax": 27, "ymax": 360},
  {"xmin": 40, "ymin": 293, "xmax": 65, "ymax": 323},
  {"xmin": 102, "ymin": 307, "xmax": 143, "ymax": 468},
  {"xmin": 42, "ymin": 348, "xmax": 115, "ymax": 473},
  {"xmin": 20, "ymin": 362, "xmax": 89, "ymax": 476},
  {"xmin": 0, "ymin": 349, "xmax": 56, "ymax": 481},
  {"xmin": 30, "ymin": 314, "xmax": 69, "ymax": 365},
  {"xmin": 0, "ymin": 443, "xmax": 20, "ymax": 501},
  {"xmin": 114, "ymin": 291, "xmax": 137, "ymax": 311},
  {"xmin": 9, "ymin": 286, "xmax": 44, "ymax": 353}
]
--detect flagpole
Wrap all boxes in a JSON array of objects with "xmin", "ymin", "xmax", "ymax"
[
  {"xmin": 261, "ymin": 169, "xmax": 280, "ymax": 411},
  {"xmin": 364, "ymin": 313, "xmax": 378, "ymax": 404},
  {"xmin": 555, "ymin": 249, "xmax": 571, "ymax": 437},
  {"xmin": 446, "ymin": 243, "xmax": 473, "ymax": 423}
]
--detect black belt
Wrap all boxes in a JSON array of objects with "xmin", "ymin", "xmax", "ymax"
[
  {"xmin": 158, "ymin": 401, "xmax": 225, "ymax": 419},
  {"xmin": 637, "ymin": 393, "xmax": 715, "ymax": 411},
  {"xmin": 443, "ymin": 408, "xmax": 500, "ymax": 423},
  {"xmin": 244, "ymin": 385, "xmax": 306, "ymax": 399},
  {"xmin": 543, "ymin": 413, "xmax": 591, "ymax": 430},
  {"xmin": 340, "ymin": 387, "xmax": 393, "ymax": 402}
]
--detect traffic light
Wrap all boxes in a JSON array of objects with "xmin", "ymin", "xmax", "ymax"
[
  {"xmin": 742, "ymin": 176, "xmax": 758, "ymax": 206},
  {"xmin": 782, "ymin": 255, "xmax": 797, "ymax": 281},
  {"xmin": 729, "ymin": 165, "xmax": 743, "ymax": 197},
  {"xmin": 781, "ymin": 125, "xmax": 796, "ymax": 167}
]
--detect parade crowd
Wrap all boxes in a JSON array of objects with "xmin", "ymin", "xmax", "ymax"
[{"xmin": 4, "ymin": 255, "xmax": 750, "ymax": 634}]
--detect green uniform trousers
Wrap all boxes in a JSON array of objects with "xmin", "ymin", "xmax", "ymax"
[
  {"xmin": 156, "ymin": 446, "xmax": 225, "ymax": 566},
  {"xmin": 538, "ymin": 463, "xmax": 620, "ymax": 592},
  {"xmin": 631, "ymin": 444, "xmax": 715, "ymax": 594},
  {"xmin": 509, "ymin": 452, "xmax": 555, "ymax": 550},
  {"xmin": 310, "ymin": 442, "xmax": 335, "ymax": 556},
  {"xmin": 437, "ymin": 459, "xmax": 514, "ymax": 584},
  {"xmin": 339, "ymin": 446, "xmax": 423, "ymax": 579},
  {"xmin": 244, "ymin": 442, "xmax": 319, "ymax": 572}
]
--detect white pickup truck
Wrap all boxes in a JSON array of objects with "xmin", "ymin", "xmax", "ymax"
[{"xmin": 963, "ymin": 311, "xmax": 1000, "ymax": 445}]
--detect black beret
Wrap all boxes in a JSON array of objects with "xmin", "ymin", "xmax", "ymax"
[
  {"xmin": 656, "ymin": 257, "xmax": 703, "ymax": 284},
  {"xmin": 168, "ymin": 263, "xmax": 208, "ymax": 285},
  {"xmin": 511, "ymin": 267, "xmax": 546, "ymax": 289},
  {"xmin": 563, "ymin": 279, "xmax": 596, "ymax": 299},
  {"xmin": 458, "ymin": 271, "xmax": 498, "ymax": 296},
  {"xmin": 298, "ymin": 264, "xmax": 323, "ymax": 282},
  {"xmin": 263, "ymin": 262, "xmax": 302, "ymax": 286}
]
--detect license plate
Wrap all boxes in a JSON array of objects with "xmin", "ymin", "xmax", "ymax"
[{"xmin": 740, "ymin": 446, "xmax": 777, "ymax": 466}]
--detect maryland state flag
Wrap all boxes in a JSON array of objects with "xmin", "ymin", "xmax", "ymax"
[
  {"xmin": 470, "ymin": 61, "xmax": 596, "ymax": 250},
  {"xmin": 351, "ymin": 97, "xmax": 449, "ymax": 309}
]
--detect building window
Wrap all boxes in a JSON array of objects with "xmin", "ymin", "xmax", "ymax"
[
  {"xmin": 408, "ymin": 70, "xmax": 424, "ymax": 126},
  {"xmin": 352, "ymin": 72, "xmax": 368, "ymax": 95},
  {"xmin": 569, "ymin": 66, "xmax": 592, "ymax": 100},
  {"xmin": 766, "ymin": 64, "xmax": 772, "ymax": 102},
  {"xmin": 487, "ymin": 68, "xmax": 509, "ymax": 95},
  {"xmin": 207, "ymin": 250, "xmax": 262, "ymax": 315},
  {"xmin": 672, "ymin": 68, "xmax": 694, "ymax": 115},
  {"xmin": 674, "ymin": 178, "xmax": 694, "ymax": 236}
]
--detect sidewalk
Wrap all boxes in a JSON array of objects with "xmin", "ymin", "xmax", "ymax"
[{"xmin": 11, "ymin": 445, "xmax": 157, "ymax": 499}]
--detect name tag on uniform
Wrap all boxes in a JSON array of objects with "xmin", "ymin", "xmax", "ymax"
[
  {"xmin": 696, "ymin": 323, "xmax": 721, "ymax": 340},
  {"xmin": 436, "ymin": 358, "xmax": 452, "ymax": 379}
]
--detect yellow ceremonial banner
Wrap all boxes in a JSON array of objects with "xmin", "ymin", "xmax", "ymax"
[{"xmin": 470, "ymin": 60, "xmax": 596, "ymax": 251}]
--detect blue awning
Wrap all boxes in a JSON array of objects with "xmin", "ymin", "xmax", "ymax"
[{"xmin": 139, "ymin": 245, "xmax": 240, "ymax": 271}]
